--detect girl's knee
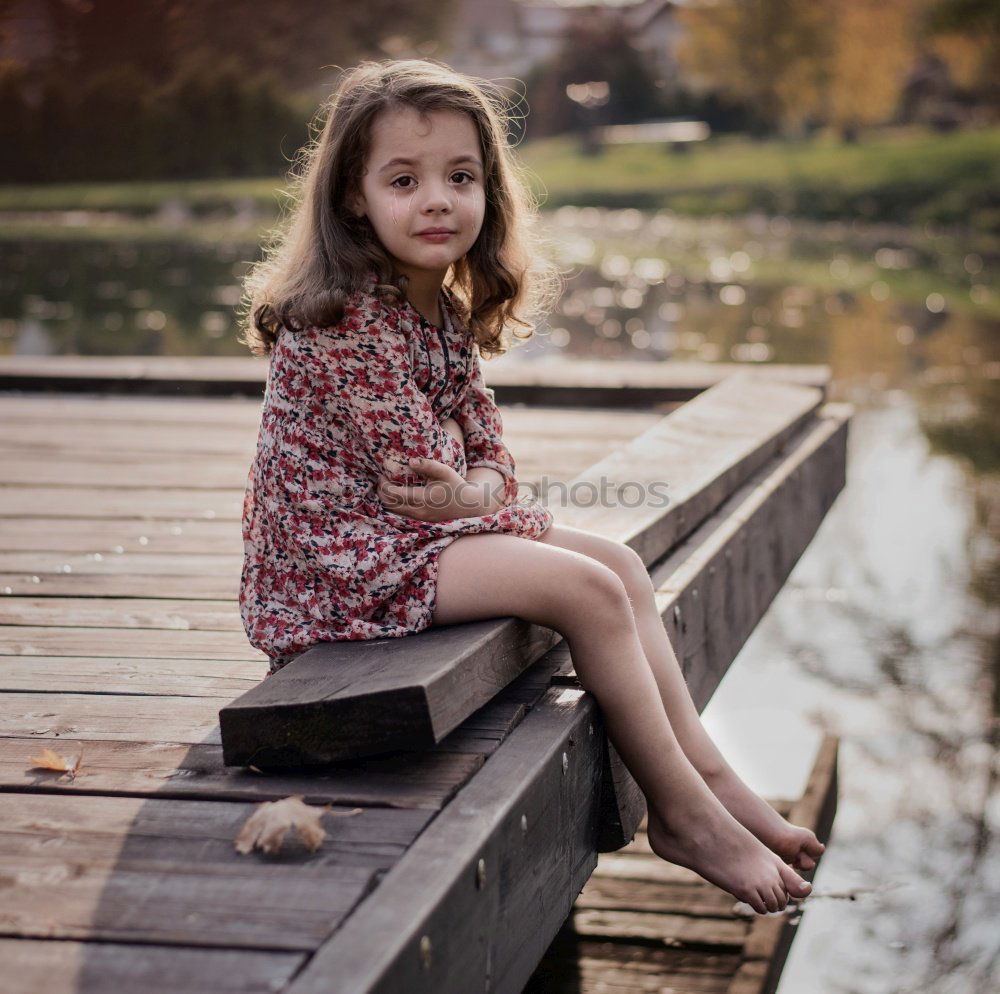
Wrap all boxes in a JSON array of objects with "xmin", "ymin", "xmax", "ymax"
[
  {"xmin": 432, "ymin": 533, "xmax": 631, "ymax": 634},
  {"xmin": 539, "ymin": 525, "xmax": 651, "ymax": 601},
  {"xmin": 560, "ymin": 558, "xmax": 633, "ymax": 627}
]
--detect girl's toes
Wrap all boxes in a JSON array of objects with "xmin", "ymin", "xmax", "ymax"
[
  {"xmin": 795, "ymin": 851, "xmax": 817, "ymax": 871},
  {"xmin": 779, "ymin": 863, "xmax": 812, "ymax": 898},
  {"xmin": 772, "ymin": 883, "xmax": 789, "ymax": 912}
]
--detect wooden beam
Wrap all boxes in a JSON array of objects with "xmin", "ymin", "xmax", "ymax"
[
  {"xmin": 220, "ymin": 373, "xmax": 829, "ymax": 769},
  {"xmin": 0, "ymin": 355, "xmax": 829, "ymax": 404},
  {"xmin": 219, "ymin": 621, "xmax": 562, "ymax": 768}
]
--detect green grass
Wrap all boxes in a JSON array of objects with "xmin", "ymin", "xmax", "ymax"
[
  {"xmin": 516, "ymin": 125, "xmax": 1000, "ymax": 232},
  {"xmin": 0, "ymin": 125, "xmax": 997, "ymax": 232},
  {"xmin": 0, "ymin": 177, "xmax": 291, "ymax": 214},
  {"xmin": 518, "ymin": 126, "xmax": 997, "ymax": 193}
]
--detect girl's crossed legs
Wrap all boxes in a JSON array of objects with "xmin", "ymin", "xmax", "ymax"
[{"xmin": 429, "ymin": 525, "xmax": 819, "ymax": 913}]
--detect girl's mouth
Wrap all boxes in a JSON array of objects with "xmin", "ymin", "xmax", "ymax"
[{"xmin": 416, "ymin": 230, "xmax": 456, "ymax": 243}]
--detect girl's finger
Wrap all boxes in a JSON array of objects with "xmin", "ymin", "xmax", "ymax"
[{"xmin": 409, "ymin": 457, "xmax": 451, "ymax": 478}]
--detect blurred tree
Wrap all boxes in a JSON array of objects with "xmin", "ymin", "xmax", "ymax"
[
  {"xmin": 0, "ymin": 60, "xmax": 31, "ymax": 180},
  {"xmin": 924, "ymin": 0, "xmax": 1000, "ymax": 111},
  {"xmin": 523, "ymin": 17, "xmax": 665, "ymax": 139},
  {"xmin": 59, "ymin": 0, "xmax": 175, "ymax": 85},
  {"xmin": 675, "ymin": 0, "xmax": 830, "ymax": 137},
  {"xmin": 0, "ymin": 0, "xmax": 454, "ymax": 181},
  {"xmin": 825, "ymin": 0, "xmax": 920, "ymax": 139}
]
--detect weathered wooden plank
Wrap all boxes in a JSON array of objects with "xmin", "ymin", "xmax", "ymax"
[
  {"xmin": 220, "ymin": 374, "xmax": 830, "ymax": 775},
  {"xmin": 0, "ymin": 656, "xmax": 265, "ymax": 696},
  {"xmin": 571, "ymin": 909, "xmax": 746, "ymax": 947},
  {"xmin": 0, "ymin": 393, "xmax": 263, "ymax": 427},
  {"xmin": 571, "ymin": 875, "xmax": 737, "ymax": 918},
  {"xmin": 0, "ymin": 430, "xmax": 256, "ymax": 459},
  {"xmin": 0, "ymin": 939, "xmax": 304, "ymax": 994},
  {"xmin": 0, "ymin": 412, "xmax": 649, "ymax": 470},
  {"xmin": 0, "ymin": 355, "xmax": 829, "ymax": 405},
  {"xmin": 651, "ymin": 405, "xmax": 850, "ymax": 712},
  {"xmin": 0, "ymin": 791, "xmax": 429, "ymax": 868},
  {"xmin": 0, "ymin": 736, "xmax": 483, "ymax": 810},
  {"xmin": 554, "ymin": 371, "xmax": 825, "ymax": 566},
  {"xmin": 285, "ymin": 673, "xmax": 604, "ymax": 994},
  {"xmin": 0, "ymin": 552, "xmax": 241, "ymax": 575},
  {"xmin": 0, "ymin": 486, "xmax": 245, "ymax": 520},
  {"xmin": 1, "ymin": 649, "xmax": 564, "ymax": 805},
  {"xmin": 0, "ymin": 692, "xmax": 226, "ymax": 743},
  {"xmin": 0, "ymin": 455, "xmax": 252, "ymax": 489},
  {"xmin": 0, "ymin": 597, "xmax": 243, "ymax": 630},
  {"xmin": 528, "ymin": 939, "xmax": 743, "ymax": 990},
  {"xmin": 0, "ymin": 518, "xmax": 242, "ymax": 554},
  {"xmin": 0, "ymin": 626, "xmax": 262, "ymax": 661},
  {"xmin": 0, "ymin": 573, "xmax": 237, "ymax": 598},
  {"xmin": 220, "ymin": 618, "xmax": 563, "ymax": 768},
  {"xmin": 0, "ymin": 793, "xmax": 389, "ymax": 950}
]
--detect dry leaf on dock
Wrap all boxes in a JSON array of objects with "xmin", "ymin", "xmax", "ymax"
[
  {"xmin": 28, "ymin": 746, "xmax": 83, "ymax": 779},
  {"xmin": 234, "ymin": 795, "xmax": 362, "ymax": 855}
]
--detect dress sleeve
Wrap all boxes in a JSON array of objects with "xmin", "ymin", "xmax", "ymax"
[
  {"xmin": 297, "ymin": 305, "xmax": 468, "ymax": 487},
  {"xmin": 451, "ymin": 344, "xmax": 520, "ymax": 507}
]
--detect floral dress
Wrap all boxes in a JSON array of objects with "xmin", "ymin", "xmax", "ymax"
[{"xmin": 239, "ymin": 279, "xmax": 555, "ymax": 675}]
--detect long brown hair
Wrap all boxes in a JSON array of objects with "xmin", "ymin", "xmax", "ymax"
[{"xmin": 238, "ymin": 59, "xmax": 559, "ymax": 358}]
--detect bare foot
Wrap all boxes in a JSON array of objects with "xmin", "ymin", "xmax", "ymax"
[
  {"xmin": 702, "ymin": 768, "xmax": 826, "ymax": 871},
  {"xmin": 645, "ymin": 794, "xmax": 813, "ymax": 915}
]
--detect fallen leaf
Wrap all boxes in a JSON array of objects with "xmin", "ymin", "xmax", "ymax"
[
  {"xmin": 29, "ymin": 746, "xmax": 83, "ymax": 779},
  {"xmin": 234, "ymin": 795, "xmax": 362, "ymax": 855}
]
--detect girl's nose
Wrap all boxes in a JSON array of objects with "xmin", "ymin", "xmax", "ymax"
[{"xmin": 420, "ymin": 181, "xmax": 453, "ymax": 213}]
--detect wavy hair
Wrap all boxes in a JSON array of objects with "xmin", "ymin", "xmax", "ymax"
[{"xmin": 238, "ymin": 59, "xmax": 560, "ymax": 358}]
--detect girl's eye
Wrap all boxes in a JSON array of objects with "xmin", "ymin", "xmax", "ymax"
[
  {"xmin": 390, "ymin": 176, "xmax": 415, "ymax": 189},
  {"xmin": 451, "ymin": 171, "xmax": 475, "ymax": 184}
]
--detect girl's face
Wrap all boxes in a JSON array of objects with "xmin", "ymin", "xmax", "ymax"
[{"xmin": 352, "ymin": 106, "xmax": 487, "ymax": 288}]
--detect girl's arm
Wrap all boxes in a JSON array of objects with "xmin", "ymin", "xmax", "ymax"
[
  {"xmin": 294, "ymin": 313, "xmax": 468, "ymax": 488},
  {"xmin": 441, "ymin": 415, "xmax": 465, "ymax": 449},
  {"xmin": 448, "ymin": 345, "xmax": 520, "ymax": 507},
  {"xmin": 444, "ymin": 409, "xmax": 506, "ymax": 512}
]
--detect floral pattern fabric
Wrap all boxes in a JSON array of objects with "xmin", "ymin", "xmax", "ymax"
[{"xmin": 239, "ymin": 279, "xmax": 554, "ymax": 675}]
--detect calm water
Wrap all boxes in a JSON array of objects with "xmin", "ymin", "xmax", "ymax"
[{"xmin": 2, "ymin": 209, "xmax": 997, "ymax": 992}]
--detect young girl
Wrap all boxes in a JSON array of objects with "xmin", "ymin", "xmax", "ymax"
[{"xmin": 237, "ymin": 59, "xmax": 823, "ymax": 915}]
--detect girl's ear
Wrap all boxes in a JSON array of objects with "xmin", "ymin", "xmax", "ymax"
[{"xmin": 347, "ymin": 190, "xmax": 366, "ymax": 219}]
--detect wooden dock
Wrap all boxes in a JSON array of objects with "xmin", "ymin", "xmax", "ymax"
[{"xmin": 0, "ymin": 356, "xmax": 848, "ymax": 993}]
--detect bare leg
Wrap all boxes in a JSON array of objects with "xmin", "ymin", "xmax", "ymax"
[
  {"xmin": 430, "ymin": 532, "xmax": 812, "ymax": 913},
  {"xmin": 535, "ymin": 523, "xmax": 825, "ymax": 872}
]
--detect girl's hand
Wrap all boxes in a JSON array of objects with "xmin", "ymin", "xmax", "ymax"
[{"xmin": 378, "ymin": 457, "xmax": 499, "ymax": 522}]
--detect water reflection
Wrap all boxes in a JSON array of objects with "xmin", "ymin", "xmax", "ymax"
[
  {"xmin": 709, "ymin": 392, "xmax": 999, "ymax": 994},
  {"xmin": 0, "ymin": 238, "xmax": 251, "ymax": 355},
  {"xmin": 1, "ymin": 207, "xmax": 997, "ymax": 990}
]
